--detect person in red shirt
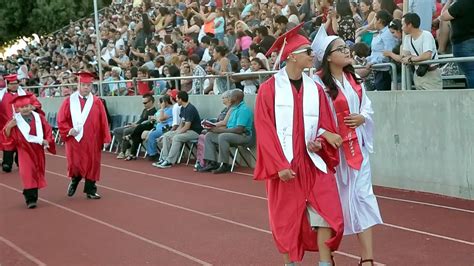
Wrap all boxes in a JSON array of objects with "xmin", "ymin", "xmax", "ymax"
[
  {"xmin": 57, "ymin": 72, "xmax": 111, "ymax": 200},
  {"xmin": 2, "ymin": 94, "xmax": 56, "ymax": 208},
  {"xmin": 254, "ymin": 23, "xmax": 344, "ymax": 266}
]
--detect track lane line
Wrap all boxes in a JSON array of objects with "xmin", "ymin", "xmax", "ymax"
[
  {"xmin": 0, "ymin": 235, "xmax": 47, "ymax": 266},
  {"xmin": 0, "ymin": 183, "xmax": 212, "ymax": 266},
  {"xmin": 44, "ymin": 170, "xmax": 385, "ymax": 265},
  {"xmin": 46, "ymin": 153, "xmax": 474, "ymax": 214}
]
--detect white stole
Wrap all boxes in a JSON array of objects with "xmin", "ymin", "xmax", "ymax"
[
  {"xmin": 274, "ymin": 67, "xmax": 328, "ymax": 173},
  {"xmin": 69, "ymin": 91, "xmax": 93, "ymax": 142},
  {"xmin": 14, "ymin": 111, "xmax": 44, "ymax": 145},
  {"xmin": 0, "ymin": 86, "xmax": 26, "ymax": 101}
]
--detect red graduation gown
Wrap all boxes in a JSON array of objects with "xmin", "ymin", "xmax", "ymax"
[
  {"xmin": 0, "ymin": 91, "xmax": 43, "ymax": 151},
  {"xmin": 1, "ymin": 113, "xmax": 56, "ymax": 189},
  {"xmin": 254, "ymin": 76, "xmax": 344, "ymax": 262},
  {"xmin": 57, "ymin": 96, "xmax": 111, "ymax": 181}
]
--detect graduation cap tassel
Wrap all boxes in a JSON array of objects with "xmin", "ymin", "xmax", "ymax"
[{"xmin": 273, "ymin": 38, "xmax": 287, "ymax": 71}]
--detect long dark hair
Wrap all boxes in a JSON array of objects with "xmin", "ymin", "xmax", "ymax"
[{"xmin": 320, "ymin": 39, "xmax": 362, "ymax": 100}]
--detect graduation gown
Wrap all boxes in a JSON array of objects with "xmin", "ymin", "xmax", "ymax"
[
  {"xmin": 1, "ymin": 112, "xmax": 56, "ymax": 189},
  {"xmin": 0, "ymin": 88, "xmax": 43, "ymax": 151},
  {"xmin": 317, "ymin": 73, "xmax": 383, "ymax": 235},
  {"xmin": 254, "ymin": 76, "xmax": 344, "ymax": 262},
  {"xmin": 57, "ymin": 95, "xmax": 111, "ymax": 181}
]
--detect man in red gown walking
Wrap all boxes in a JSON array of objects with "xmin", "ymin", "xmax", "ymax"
[
  {"xmin": 0, "ymin": 74, "xmax": 43, "ymax": 172},
  {"xmin": 57, "ymin": 72, "xmax": 111, "ymax": 199},
  {"xmin": 254, "ymin": 23, "xmax": 344, "ymax": 266},
  {"xmin": 2, "ymin": 94, "xmax": 56, "ymax": 208}
]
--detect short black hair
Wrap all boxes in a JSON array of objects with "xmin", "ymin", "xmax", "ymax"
[
  {"xmin": 275, "ymin": 15, "xmax": 288, "ymax": 25},
  {"xmin": 376, "ymin": 10, "xmax": 393, "ymax": 27},
  {"xmin": 142, "ymin": 93, "xmax": 155, "ymax": 103},
  {"xmin": 177, "ymin": 90, "xmax": 189, "ymax": 102},
  {"xmin": 336, "ymin": 0, "xmax": 352, "ymax": 17},
  {"xmin": 189, "ymin": 54, "xmax": 201, "ymax": 64},
  {"xmin": 256, "ymin": 26, "xmax": 269, "ymax": 36},
  {"xmin": 402, "ymin": 13, "xmax": 421, "ymax": 29}
]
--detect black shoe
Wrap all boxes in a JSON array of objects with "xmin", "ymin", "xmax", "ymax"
[
  {"xmin": 27, "ymin": 201, "xmax": 37, "ymax": 209},
  {"xmin": 86, "ymin": 193, "xmax": 101, "ymax": 199},
  {"xmin": 67, "ymin": 180, "xmax": 80, "ymax": 197},
  {"xmin": 212, "ymin": 164, "xmax": 232, "ymax": 174},
  {"xmin": 2, "ymin": 164, "xmax": 11, "ymax": 173},
  {"xmin": 198, "ymin": 161, "xmax": 219, "ymax": 172}
]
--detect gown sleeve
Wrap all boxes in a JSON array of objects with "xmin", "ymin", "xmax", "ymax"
[{"xmin": 254, "ymin": 78, "xmax": 291, "ymax": 180}]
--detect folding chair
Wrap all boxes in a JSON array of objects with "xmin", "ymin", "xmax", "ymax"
[{"xmin": 178, "ymin": 139, "xmax": 198, "ymax": 165}]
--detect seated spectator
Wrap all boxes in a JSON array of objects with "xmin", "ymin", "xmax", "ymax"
[
  {"xmin": 180, "ymin": 61, "xmax": 192, "ymax": 93},
  {"xmin": 194, "ymin": 91, "xmax": 233, "ymax": 171},
  {"xmin": 137, "ymin": 66, "xmax": 153, "ymax": 95},
  {"xmin": 123, "ymin": 94, "xmax": 157, "ymax": 160},
  {"xmin": 199, "ymin": 90, "xmax": 253, "ymax": 174},
  {"xmin": 154, "ymin": 91, "xmax": 202, "ymax": 168},
  {"xmin": 115, "ymin": 93, "xmax": 157, "ymax": 159},
  {"xmin": 106, "ymin": 66, "xmax": 127, "ymax": 96},
  {"xmin": 400, "ymin": 13, "xmax": 442, "ymax": 90},
  {"xmin": 188, "ymin": 54, "xmax": 207, "ymax": 95},
  {"xmin": 145, "ymin": 95, "xmax": 174, "ymax": 161}
]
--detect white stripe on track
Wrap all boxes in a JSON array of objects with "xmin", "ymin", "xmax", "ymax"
[
  {"xmin": 0, "ymin": 183, "xmax": 212, "ymax": 266},
  {"xmin": 45, "ymin": 170, "xmax": 384, "ymax": 265},
  {"xmin": 0, "ymin": 235, "xmax": 47, "ymax": 266},
  {"xmin": 47, "ymin": 153, "xmax": 474, "ymax": 214}
]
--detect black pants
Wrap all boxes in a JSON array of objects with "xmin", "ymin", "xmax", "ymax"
[
  {"xmin": 2, "ymin": 150, "xmax": 17, "ymax": 167},
  {"xmin": 71, "ymin": 176, "xmax": 97, "ymax": 194},
  {"xmin": 374, "ymin": 71, "xmax": 392, "ymax": 91},
  {"xmin": 23, "ymin": 188, "xmax": 38, "ymax": 204},
  {"xmin": 127, "ymin": 123, "xmax": 154, "ymax": 155}
]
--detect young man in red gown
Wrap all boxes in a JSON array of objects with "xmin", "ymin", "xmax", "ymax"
[{"xmin": 57, "ymin": 72, "xmax": 111, "ymax": 199}]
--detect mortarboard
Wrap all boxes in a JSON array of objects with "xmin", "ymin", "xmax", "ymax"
[
  {"xmin": 12, "ymin": 94, "xmax": 33, "ymax": 108},
  {"xmin": 265, "ymin": 22, "xmax": 310, "ymax": 70},
  {"xmin": 311, "ymin": 26, "xmax": 339, "ymax": 69},
  {"xmin": 74, "ymin": 72, "xmax": 96, "ymax": 84},
  {"xmin": 4, "ymin": 74, "xmax": 19, "ymax": 83}
]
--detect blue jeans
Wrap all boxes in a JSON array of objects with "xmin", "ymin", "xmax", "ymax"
[
  {"xmin": 146, "ymin": 125, "xmax": 165, "ymax": 156},
  {"xmin": 453, "ymin": 38, "xmax": 474, "ymax": 88}
]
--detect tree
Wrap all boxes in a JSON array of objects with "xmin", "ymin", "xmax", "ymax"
[
  {"xmin": 0, "ymin": 0, "xmax": 34, "ymax": 45},
  {"xmin": 0, "ymin": 0, "xmax": 111, "ymax": 47}
]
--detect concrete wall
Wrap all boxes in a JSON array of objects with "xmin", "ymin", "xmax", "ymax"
[{"xmin": 39, "ymin": 91, "xmax": 473, "ymax": 200}]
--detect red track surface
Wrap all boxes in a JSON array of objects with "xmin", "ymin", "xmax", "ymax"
[{"xmin": 1, "ymin": 148, "xmax": 473, "ymax": 265}]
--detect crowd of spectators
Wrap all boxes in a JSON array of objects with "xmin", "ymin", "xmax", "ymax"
[{"xmin": 0, "ymin": 0, "xmax": 473, "ymax": 95}]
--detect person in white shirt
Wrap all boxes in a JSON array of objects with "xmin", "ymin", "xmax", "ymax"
[{"xmin": 400, "ymin": 13, "xmax": 442, "ymax": 90}]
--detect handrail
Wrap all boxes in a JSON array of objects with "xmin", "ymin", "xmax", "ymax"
[
  {"xmin": 354, "ymin": 62, "xmax": 398, "ymax": 91},
  {"xmin": 411, "ymin": 56, "xmax": 474, "ymax": 65},
  {"xmin": 24, "ymin": 62, "xmax": 399, "ymax": 95}
]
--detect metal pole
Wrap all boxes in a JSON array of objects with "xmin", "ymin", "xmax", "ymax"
[
  {"xmin": 401, "ymin": 0, "xmax": 408, "ymax": 90},
  {"xmin": 93, "ymin": 0, "xmax": 103, "ymax": 96}
]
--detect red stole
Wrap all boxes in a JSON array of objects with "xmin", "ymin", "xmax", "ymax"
[{"xmin": 332, "ymin": 74, "xmax": 363, "ymax": 170}]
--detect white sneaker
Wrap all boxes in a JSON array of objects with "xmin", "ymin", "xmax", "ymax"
[{"xmin": 116, "ymin": 152, "xmax": 125, "ymax": 159}]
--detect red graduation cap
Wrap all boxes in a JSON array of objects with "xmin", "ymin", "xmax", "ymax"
[
  {"xmin": 12, "ymin": 94, "xmax": 34, "ymax": 108},
  {"xmin": 4, "ymin": 74, "xmax": 19, "ymax": 83},
  {"xmin": 265, "ymin": 23, "xmax": 310, "ymax": 67},
  {"xmin": 74, "ymin": 71, "xmax": 96, "ymax": 84}
]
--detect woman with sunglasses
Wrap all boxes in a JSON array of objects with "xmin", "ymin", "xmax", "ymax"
[{"xmin": 313, "ymin": 27, "xmax": 383, "ymax": 266}]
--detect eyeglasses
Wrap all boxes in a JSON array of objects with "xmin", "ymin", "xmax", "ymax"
[
  {"xmin": 329, "ymin": 45, "xmax": 350, "ymax": 54},
  {"xmin": 291, "ymin": 47, "xmax": 313, "ymax": 56},
  {"xmin": 143, "ymin": 101, "xmax": 150, "ymax": 105}
]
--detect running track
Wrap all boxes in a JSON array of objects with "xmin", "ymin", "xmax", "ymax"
[{"xmin": 1, "ymin": 148, "xmax": 473, "ymax": 265}]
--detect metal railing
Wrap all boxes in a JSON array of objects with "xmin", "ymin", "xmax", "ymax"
[
  {"xmin": 403, "ymin": 56, "xmax": 474, "ymax": 90},
  {"xmin": 23, "ymin": 62, "xmax": 401, "ymax": 97}
]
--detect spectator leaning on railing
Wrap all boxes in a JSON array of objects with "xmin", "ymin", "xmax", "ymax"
[{"xmin": 400, "ymin": 13, "xmax": 442, "ymax": 90}]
